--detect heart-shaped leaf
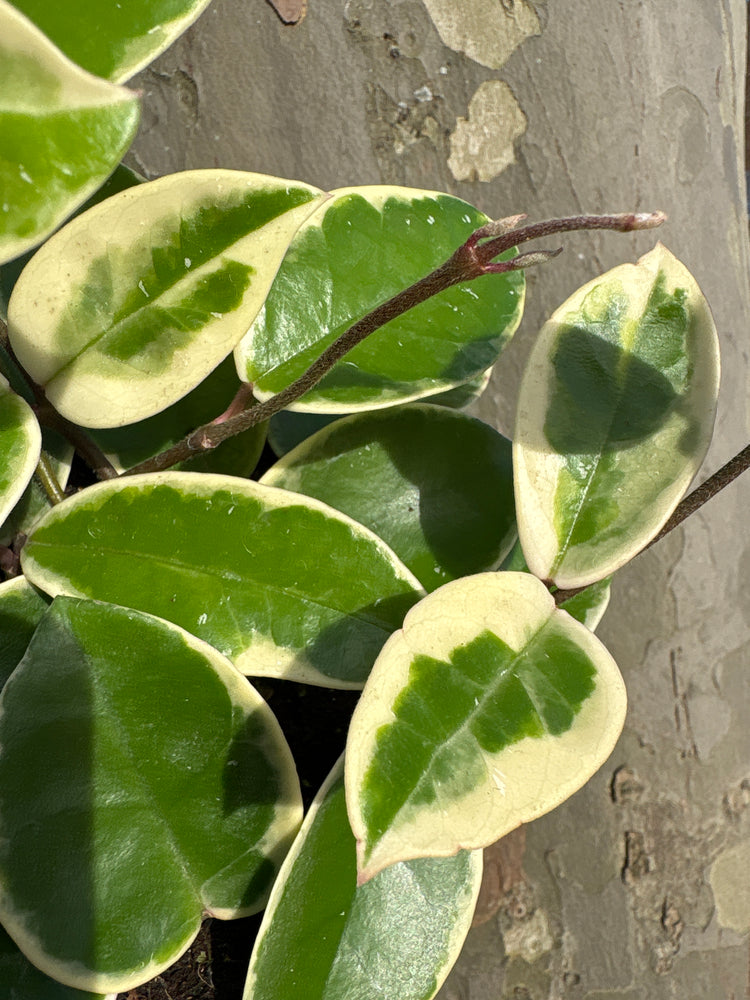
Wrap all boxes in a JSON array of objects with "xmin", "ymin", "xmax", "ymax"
[
  {"xmin": 262, "ymin": 404, "xmax": 516, "ymax": 592},
  {"xmin": 8, "ymin": 171, "xmax": 326, "ymax": 427},
  {"xmin": 244, "ymin": 757, "xmax": 482, "ymax": 1000},
  {"xmin": 0, "ymin": 924, "xmax": 112, "ymax": 1000},
  {"xmin": 21, "ymin": 473, "xmax": 423, "ymax": 688},
  {"xmin": 514, "ymin": 243, "xmax": 720, "ymax": 589},
  {"xmin": 0, "ymin": 597, "xmax": 301, "ymax": 993},
  {"xmin": 346, "ymin": 572, "xmax": 626, "ymax": 882},
  {"xmin": 0, "ymin": 374, "xmax": 41, "ymax": 527},
  {"xmin": 236, "ymin": 186, "xmax": 524, "ymax": 411},
  {"xmin": 11, "ymin": 0, "xmax": 213, "ymax": 83},
  {"xmin": 0, "ymin": 575, "xmax": 48, "ymax": 689},
  {"xmin": 0, "ymin": 1, "xmax": 140, "ymax": 266}
]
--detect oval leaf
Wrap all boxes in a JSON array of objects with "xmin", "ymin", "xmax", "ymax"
[
  {"xmin": 0, "ymin": 374, "xmax": 41, "ymax": 526},
  {"xmin": 0, "ymin": 597, "xmax": 301, "ymax": 993},
  {"xmin": 1, "ymin": 164, "xmax": 144, "ymax": 321},
  {"xmin": 21, "ymin": 472, "xmax": 423, "ymax": 688},
  {"xmin": 262, "ymin": 404, "xmax": 516, "ymax": 592},
  {"xmin": 0, "ymin": 575, "xmax": 48, "ymax": 689},
  {"xmin": 0, "ymin": 0, "xmax": 140, "ymax": 265},
  {"xmin": 245, "ymin": 758, "xmax": 482, "ymax": 1000},
  {"xmin": 7, "ymin": 171, "xmax": 326, "ymax": 427},
  {"xmin": 346, "ymin": 572, "xmax": 626, "ymax": 882},
  {"xmin": 11, "ymin": 0, "xmax": 213, "ymax": 83},
  {"xmin": 514, "ymin": 243, "xmax": 720, "ymax": 589},
  {"xmin": 0, "ymin": 924, "xmax": 112, "ymax": 1000},
  {"xmin": 236, "ymin": 186, "xmax": 524, "ymax": 411}
]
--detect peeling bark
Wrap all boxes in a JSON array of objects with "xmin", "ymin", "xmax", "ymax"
[{"xmin": 129, "ymin": 2, "xmax": 750, "ymax": 997}]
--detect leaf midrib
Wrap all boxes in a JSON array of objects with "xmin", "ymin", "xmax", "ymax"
[
  {"xmin": 366, "ymin": 617, "xmax": 583, "ymax": 853},
  {"xmin": 28, "ymin": 540, "xmax": 410, "ymax": 634}
]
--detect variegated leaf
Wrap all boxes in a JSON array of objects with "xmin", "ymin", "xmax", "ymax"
[
  {"xmin": 21, "ymin": 473, "xmax": 423, "ymax": 688},
  {"xmin": 8, "ymin": 171, "xmax": 326, "ymax": 427},
  {"xmin": 11, "ymin": 0, "xmax": 214, "ymax": 83},
  {"xmin": 514, "ymin": 243, "xmax": 720, "ymax": 589},
  {"xmin": 346, "ymin": 572, "xmax": 626, "ymax": 881},
  {"xmin": 244, "ymin": 758, "xmax": 482, "ymax": 1000},
  {"xmin": 0, "ymin": 373, "xmax": 41, "ymax": 527},
  {"xmin": 0, "ymin": 0, "xmax": 139, "ymax": 265},
  {"xmin": 236, "ymin": 186, "xmax": 524, "ymax": 411}
]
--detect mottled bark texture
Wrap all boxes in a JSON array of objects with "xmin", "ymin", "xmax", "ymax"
[{"xmin": 129, "ymin": 3, "xmax": 750, "ymax": 997}]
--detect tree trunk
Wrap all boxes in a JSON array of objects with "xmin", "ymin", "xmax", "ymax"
[{"xmin": 130, "ymin": 3, "xmax": 750, "ymax": 997}]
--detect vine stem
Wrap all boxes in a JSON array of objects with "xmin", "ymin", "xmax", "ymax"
[
  {"xmin": 123, "ymin": 210, "xmax": 665, "ymax": 477},
  {"xmin": 553, "ymin": 443, "xmax": 750, "ymax": 605},
  {"xmin": 1, "ymin": 321, "xmax": 118, "ymax": 481},
  {"xmin": 35, "ymin": 452, "xmax": 65, "ymax": 505}
]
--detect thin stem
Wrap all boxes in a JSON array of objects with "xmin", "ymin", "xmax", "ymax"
[
  {"xmin": 1, "ymin": 323, "xmax": 118, "ymax": 481},
  {"xmin": 35, "ymin": 452, "xmax": 65, "ymax": 505},
  {"xmin": 124, "ymin": 211, "xmax": 664, "ymax": 477},
  {"xmin": 554, "ymin": 443, "xmax": 750, "ymax": 605},
  {"xmin": 34, "ymin": 402, "xmax": 118, "ymax": 481}
]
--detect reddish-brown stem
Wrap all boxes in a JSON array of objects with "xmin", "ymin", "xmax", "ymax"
[
  {"xmin": 124, "ymin": 211, "xmax": 665, "ymax": 477},
  {"xmin": 554, "ymin": 443, "xmax": 750, "ymax": 605}
]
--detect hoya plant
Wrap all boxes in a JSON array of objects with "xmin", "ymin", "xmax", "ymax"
[{"xmin": 0, "ymin": 2, "xmax": 744, "ymax": 998}]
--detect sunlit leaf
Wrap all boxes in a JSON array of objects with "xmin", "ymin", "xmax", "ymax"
[
  {"xmin": 0, "ymin": 923, "xmax": 112, "ymax": 1000},
  {"xmin": 0, "ymin": 428, "xmax": 73, "ymax": 547},
  {"xmin": 90, "ymin": 356, "xmax": 266, "ymax": 477},
  {"xmin": 346, "ymin": 572, "xmax": 626, "ymax": 881},
  {"xmin": 21, "ymin": 473, "xmax": 423, "ymax": 688},
  {"xmin": 0, "ymin": 1, "xmax": 140, "ymax": 265},
  {"xmin": 8, "ymin": 171, "xmax": 326, "ymax": 427},
  {"xmin": 0, "ymin": 597, "xmax": 301, "ymax": 993},
  {"xmin": 262, "ymin": 404, "xmax": 516, "ymax": 592},
  {"xmin": 1, "ymin": 164, "xmax": 143, "ymax": 321},
  {"xmin": 514, "ymin": 243, "xmax": 720, "ymax": 588},
  {"xmin": 0, "ymin": 575, "xmax": 48, "ymax": 689},
  {"xmin": 499, "ymin": 540, "xmax": 611, "ymax": 631},
  {"xmin": 236, "ymin": 186, "xmax": 524, "ymax": 411},
  {"xmin": 0, "ymin": 373, "xmax": 41, "ymax": 527},
  {"xmin": 245, "ymin": 758, "xmax": 482, "ymax": 1000},
  {"xmin": 267, "ymin": 370, "xmax": 493, "ymax": 458},
  {"xmin": 11, "ymin": 0, "xmax": 213, "ymax": 83}
]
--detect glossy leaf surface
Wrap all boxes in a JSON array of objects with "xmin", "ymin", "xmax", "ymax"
[
  {"xmin": 8, "ymin": 171, "xmax": 325, "ymax": 427},
  {"xmin": 0, "ymin": 924, "xmax": 111, "ymax": 1000},
  {"xmin": 237, "ymin": 186, "xmax": 524, "ymax": 411},
  {"xmin": 0, "ymin": 1, "xmax": 140, "ymax": 265},
  {"xmin": 514, "ymin": 243, "xmax": 720, "ymax": 589},
  {"xmin": 0, "ymin": 428, "xmax": 73, "ymax": 546},
  {"xmin": 21, "ymin": 473, "xmax": 423, "ymax": 688},
  {"xmin": 0, "ymin": 374, "xmax": 41, "ymax": 527},
  {"xmin": 0, "ymin": 576, "xmax": 48, "ymax": 689},
  {"xmin": 0, "ymin": 164, "xmax": 143, "ymax": 321},
  {"xmin": 245, "ymin": 758, "xmax": 482, "ymax": 1000},
  {"xmin": 90, "ymin": 355, "xmax": 266, "ymax": 476},
  {"xmin": 346, "ymin": 572, "xmax": 626, "ymax": 881},
  {"xmin": 11, "ymin": 0, "xmax": 213, "ymax": 83},
  {"xmin": 0, "ymin": 597, "xmax": 301, "ymax": 993},
  {"xmin": 266, "ymin": 370, "xmax": 492, "ymax": 457},
  {"xmin": 262, "ymin": 404, "xmax": 516, "ymax": 592}
]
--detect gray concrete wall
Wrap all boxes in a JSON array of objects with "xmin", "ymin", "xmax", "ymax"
[{"xmin": 129, "ymin": 3, "xmax": 750, "ymax": 997}]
